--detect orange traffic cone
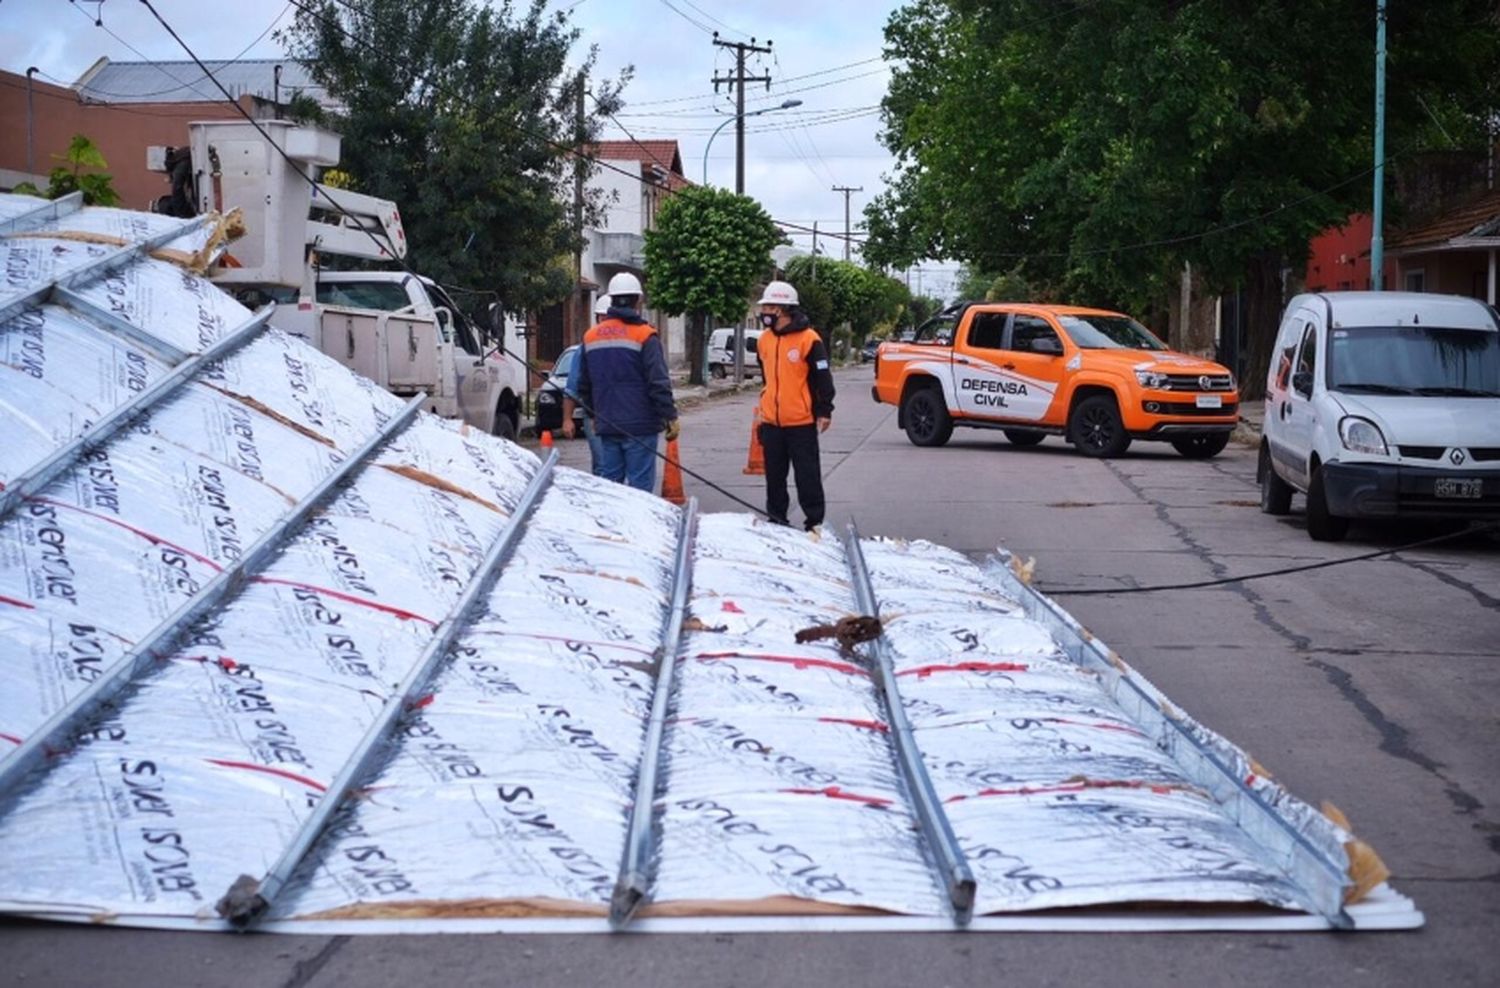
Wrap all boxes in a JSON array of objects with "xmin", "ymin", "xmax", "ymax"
[
  {"xmin": 540, "ymin": 429, "xmax": 554, "ymax": 449},
  {"xmin": 742, "ymin": 415, "xmax": 765, "ymax": 475},
  {"xmin": 661, "ymin": 437, "xmax": 686, "ymax": 506}
]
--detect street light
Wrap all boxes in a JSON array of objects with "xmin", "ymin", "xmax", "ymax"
[{"xmin": 701, "ymin": 99, "xmax": 804, "ymax": 188}]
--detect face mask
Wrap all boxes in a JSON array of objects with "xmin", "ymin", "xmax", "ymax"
[{"xmin": 759, "ymin": 312, "xmax": 778, "ymax": 329}]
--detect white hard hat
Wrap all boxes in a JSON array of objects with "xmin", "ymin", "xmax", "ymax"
[
  {"xmin": 594, "ymin": 294, "xmax": 611, "ymax": 316},
  {"xmin": 758, "ymin": 280, "xmax": 798, "ymax": 306},
  {"xmin": 607, "ymin": 272, "xmax": 643, "ymax": 297}
]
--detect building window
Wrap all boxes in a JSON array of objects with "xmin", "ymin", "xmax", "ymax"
[{"xmin": 1404, "ymin": 269, "xmax": 1426, "ymax": 292}]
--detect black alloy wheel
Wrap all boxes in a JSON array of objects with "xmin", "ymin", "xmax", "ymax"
[
  {"xmin": 1171, "ymin": 433, "xmax": 1230, "ymax": 459},
  {"xmin": 902, "ymin": 387, "xmax": 953, "ymax": 447},
  {"xmin": 1003, "ymin": 429, "xmax": 1046, "ymax": 447},
  {"xmin": 1069, "ymin": 395, "xmax": 1131, "ymax": 458}
]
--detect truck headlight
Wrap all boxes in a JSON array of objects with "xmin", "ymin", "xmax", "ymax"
[
  {"xmin": 1338, "ymin": 416, "xmax": 1388, "ymax": 456},
  {"xmin": 1134, "ymin": 369, "xmax": 1168, "ymax": 389}
]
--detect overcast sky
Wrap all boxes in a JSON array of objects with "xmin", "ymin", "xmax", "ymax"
[{"xmin": 0, "ymin": 0, "xmax": 961, "ymax": 299}]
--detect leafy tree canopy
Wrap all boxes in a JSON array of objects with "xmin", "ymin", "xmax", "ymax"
[
  {"xmin": 643, "ymin": 185, "xmax": 781, "ymax": 323},
  {"xmin": 283, "ymin": 0, "xmax": 626, "ymax": 313},
  {"xmin": 867, "ymin": 0, "xmax": 1499, "ymax": 314},
  {"xmin": 783, "ymin": 256, "xmax": 910, "ymax": 339}
]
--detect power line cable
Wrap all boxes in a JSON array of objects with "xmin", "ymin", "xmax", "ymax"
[
  {"xmin": 52, "ymin": 2, "xmax": 294, "ymax": 101},
  {"xmin": 1040, "ymin": 523, "xmax": 1499, "ymax": 596},
  {"xmin": 133, "ymin": 0, "xmax": 775, "ymax": 522}
]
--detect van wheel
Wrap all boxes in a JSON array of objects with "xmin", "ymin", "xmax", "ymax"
[
  {"xmin": 492, "ymin": 402, "xmax": 517, "ymax": 441},
  {"xmin": 1172, "ymin": 433, "xmax": 1229, "ymax": 459},
  {"xmin": 1259, "ymin": 445, "xmax": 1293, "ymax": 515},
  {"xmin": 902, "ymin": 387, "xmax": 953, "ymax": 447},
  {"xmin": 1069, "ymin": 395, "xmax": 1131, "ymax": 457},
  {"xmin": 1306, "ymin": 466, "xmax": 1350, "ymax": 542},
  {"xmin": 710, "ymin": 364, "xmax": 726, "ymax": 380},
  {"xmin": 1003, "ymin": 429, "xmax": 1045, "ymax": 447}
]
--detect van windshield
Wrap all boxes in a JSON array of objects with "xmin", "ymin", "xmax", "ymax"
[
  {"xmin": 1329, "ymin": 326, "xmax": 1500, "ymax": 397},
  {"xmin": 1057, "ymin": 315, "xmax": 1167, "ymax": 351}
]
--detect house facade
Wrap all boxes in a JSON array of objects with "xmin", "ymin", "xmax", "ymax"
[{"xmin": 532, "ymin": 140, "xmax": 692, "ymax": 368}]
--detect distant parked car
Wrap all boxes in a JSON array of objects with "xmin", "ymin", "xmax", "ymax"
[
  {"xmin": 859, "ymin": 337, "xmax": 882, "ymax": 363},
  {"xmin": 708, "ymin": 327, "xmax": 763, "ymax": 379},
  {"xmin": 534, "ymin": 345, "xmax": 583, "ymax": 435},
  {"xmin": 1259, "ymin": 291, "xmax": 1500, "ymax": 541}
]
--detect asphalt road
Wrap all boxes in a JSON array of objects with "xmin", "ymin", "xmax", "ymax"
[{"xmin": 5, "ymin": 366, "xmax": 1498, "ymax": 987}]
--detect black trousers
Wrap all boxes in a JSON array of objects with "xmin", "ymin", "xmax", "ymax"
[{"xmin": 759, "ymin": 423, "xmax": 825, "ymax": 529}]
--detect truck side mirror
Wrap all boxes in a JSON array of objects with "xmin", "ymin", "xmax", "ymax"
[{"xmin": 1292, "ymin": 369, "xmax": 1313, "ymax": 397}]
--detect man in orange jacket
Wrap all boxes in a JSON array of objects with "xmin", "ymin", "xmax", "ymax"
[{"xmin": 754, "ymin": 280, "xmax": 835, "ymax": 530}]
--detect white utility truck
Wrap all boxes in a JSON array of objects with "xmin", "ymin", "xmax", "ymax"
[{"xmin": 151, "ymin": 119, "xmax": 525, "ymax": 438}]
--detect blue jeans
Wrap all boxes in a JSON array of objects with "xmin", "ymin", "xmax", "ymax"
[
  {"xmin": 582, "ymin": 418, "xmax": 605, "ymax": 477},
  {"xmin": 596, "ymin": 433, "xmax": 658, "ymax": 492}
]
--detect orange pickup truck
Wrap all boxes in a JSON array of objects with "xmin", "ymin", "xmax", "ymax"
[{"xmin": 872, "ymin": 303, "xmax": 1240, "ymax": 458}]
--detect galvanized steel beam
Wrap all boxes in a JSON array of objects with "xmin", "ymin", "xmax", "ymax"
[
  {"xmin": 610, "ymin": 499, "xmax": 700, "ymax": 929},
  {"xmin": 984, "ymin": 551, "xmax": 1355, "ymax": 929},
  {"xmin": 53, "ymin": 285, "xmax": 191, "ymax": 364},
  {"xmin": 216, "ymin": 449, "xmax": 561, "ymax": 928},
  {"xmin": 0, "ymin": 192, "xmax": 84, "ymax": 236},
  {"xmin": 842, "ymin": 524, "xmax": 977, "ymax": 926},
  {"xmin": 0, "ymin": 393, "xmax": 427, "ymax": 799},
  {"xmin": 0, "ymin": 214, "xmax": 211, "ymax": 328},
  {"xmin": 0, "ymin": 304, "xmax": 274, "ymax": 524}
]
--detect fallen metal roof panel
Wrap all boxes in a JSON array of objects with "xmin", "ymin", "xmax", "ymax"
[{"xmin": 0, "ymin": 196, "xmax": 1419, "ymax": 933}]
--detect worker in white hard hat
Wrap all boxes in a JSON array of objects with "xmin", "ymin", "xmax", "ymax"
[
  {"xmin": 754, "ymin": 279, "xmax": 835, "ymax": 530},
  {"xmin": 564, "ymin": 272, "xmax": 680, "ymax": 491}
]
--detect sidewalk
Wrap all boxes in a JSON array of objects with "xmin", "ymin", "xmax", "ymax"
[{"xmin": 1233, "ymin": 399, "xmax": 1264, "ymax": 445}]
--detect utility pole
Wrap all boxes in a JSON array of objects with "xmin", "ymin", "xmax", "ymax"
[
  {"xmin": 1370, "ymin": 0, "xmax": 1388, "ymax": 291},
  {"xmin": 832, "ymin": 185, "xmax": 862, "ymax": 261},
  {"xmin": 572, "ymin": 75, "xmax": 587, "ymax": 349},
  {"xmin": 811, "ymin": 221, "xmax": 818, "ymax": 282},
  {"xmin": 711, "ymin": 33, "xmax": 772, "ymax": 195}
]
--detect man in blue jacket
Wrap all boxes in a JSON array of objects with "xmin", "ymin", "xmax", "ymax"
[{"xmin": 563, "ymin": 273, "xmax": 680, "ymax": 491}]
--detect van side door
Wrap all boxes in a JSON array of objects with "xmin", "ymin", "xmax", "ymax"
[{"xmin": 1279, "ymin": 317, "xmax": 1322, "ymax": 486}]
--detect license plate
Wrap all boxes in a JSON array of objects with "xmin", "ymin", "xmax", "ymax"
[
  {"xmin": 1195, "ymin": 394, "xmax": 1223, "ymax": 409},
  {"xmin": 1435, "ymin": 477, "xmax": 1483, "ymax": 499}
]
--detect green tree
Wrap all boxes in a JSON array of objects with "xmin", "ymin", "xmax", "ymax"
[
  {"xmin": 283, "ymin": 0, "xmax": 625, "ymax": 313},
  {"xmin": 902, "ymin": 294, "xmax": 943, "ymax": 332},
  {"xmin": 784, "ymin": 256, "xmax": 909, "ymax": 344},
  {"xmin": 643, "ymin": 185, "xmax": 781, "ymax": 384},
  {"xmin": 14, "ymin": 134, "xmax": 120, "ymax": 206},
  {"xmin": 869, "ymin": 0, "xmax": 1500, "ymax": 394}
]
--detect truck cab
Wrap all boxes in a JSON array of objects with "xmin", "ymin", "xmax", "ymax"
[
  {"xmin": 157, "ymin": 119, "xmax": 525, "ymax": 439},
  {"xmin": 872, "ymin": 302, "xmax": 1239, "ymax": 457}
]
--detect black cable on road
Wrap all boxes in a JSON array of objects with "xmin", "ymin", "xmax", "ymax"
[{"xmin": 1040, "ymin": 523, "xmax": 1499, "ymax": 596}]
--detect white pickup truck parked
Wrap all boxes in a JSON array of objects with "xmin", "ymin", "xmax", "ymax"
[{"xmin": 154, "ymin": 119, "xmax": 526, "ymax": 438}]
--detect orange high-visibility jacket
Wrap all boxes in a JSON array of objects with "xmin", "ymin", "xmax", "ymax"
[{"xmin": 756, "ymin": 321, "xmax": 836, "ymax": 427}]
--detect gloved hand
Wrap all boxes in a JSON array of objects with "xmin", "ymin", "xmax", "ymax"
[{"xmin": 664, "ymin": 418, "xmax": 682, "ymax": 442}]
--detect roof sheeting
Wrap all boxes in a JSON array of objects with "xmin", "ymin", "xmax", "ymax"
[
  {"xmin": 1388, "ymin": 188, "xmax": 1500, "ymax": 250},
  {"xmin": 72, "ymin": 58, "xmax": 327, "ymax": 107},
  {"xmin": 0, "ymin": 196, "xmax": 1418, "ymax": 933}
]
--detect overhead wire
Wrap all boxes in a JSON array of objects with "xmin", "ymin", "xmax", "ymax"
[
  {"xmin": 134, "ymin": 0, "xmax": 775, "ymax": 522},
  {"xmin": 51, "ymin": 2, "xmax": 294, "ymax": 101}
]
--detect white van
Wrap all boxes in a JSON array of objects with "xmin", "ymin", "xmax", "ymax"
[
  {"xmin": 1259, "ymin": 291, "xmax": 1500, "ymax": 540},
  {"xmin": 707, "ymin": 326, "xmax": 763, "ymax": 379}
]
